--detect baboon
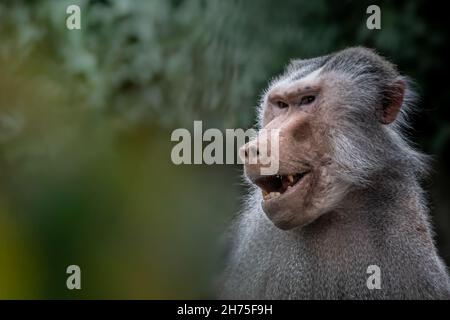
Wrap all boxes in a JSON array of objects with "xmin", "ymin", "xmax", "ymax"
[{"xmin": 221, "ymin": 47, "xmax": 450, "ymax": 299}]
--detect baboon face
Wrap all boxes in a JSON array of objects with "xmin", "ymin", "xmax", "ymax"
[
  {"xmin": 241, "ymin": 49, "xmax": 405, "ymax": 230},
  {"xmin": 242, "ymin": 70, "xmax": 338, "ymax": 230}
]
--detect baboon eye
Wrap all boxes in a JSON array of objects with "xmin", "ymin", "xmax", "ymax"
[
  {"xmin": 300, "ymin": 95, "xmax": 315, "ymax": 105},
  {"xmin": 276, "ymin": 101, "xmax": 289, "ymax": 109}
]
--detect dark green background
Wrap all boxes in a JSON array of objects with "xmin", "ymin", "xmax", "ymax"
[{"xmin": 0, "ymin": 0, "xmax": 449, "ymax": 298}]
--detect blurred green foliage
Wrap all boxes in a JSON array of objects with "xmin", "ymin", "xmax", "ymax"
[{"xmin": 0, "ymin": 0, "xmax": 449, "ymax": 298}]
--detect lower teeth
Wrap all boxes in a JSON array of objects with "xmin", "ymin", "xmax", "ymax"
[
  {"xmin": 264, "ymin": 191, "xmax": 281, "ymax": 200},
  {"xmin": 261, "ymin": 172, "xmax": 308, "ymax": 200}
]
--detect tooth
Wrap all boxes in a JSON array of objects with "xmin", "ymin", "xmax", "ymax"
[
  {"xmin": 273, "ymin": 192, "xmax": 280, "ymax": 197},
  {"xmin": 287, "ymin": 175, "xmax": 294, "ymax": 183},
  {"xmin": 287, "ymin": 186, "xmax": 292, "ymax": 190}
]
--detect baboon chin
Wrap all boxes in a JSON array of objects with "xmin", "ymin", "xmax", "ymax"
[
  {"xmin": 259, "ymin": 168, "xmax": 345, "ymax": 230},
  {"xmin": 247, "ymin": 159, "xmax": 343, "ymax": 230},
  {"xmin": 223, "ymin": 47, "xmax": 450, "ymax": 300}
]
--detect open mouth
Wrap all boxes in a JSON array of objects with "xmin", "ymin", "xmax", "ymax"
[{"xmin": 255, "ymin": 172, "xmax": 309, "ymax": 201}]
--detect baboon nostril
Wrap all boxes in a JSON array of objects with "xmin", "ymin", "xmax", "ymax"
[
  {"xmin": 245, "ymin": 144, "xmax": 260, "ymax": 158},
  {"xmin": 250, "ymin": 145, "xmax": 259, "ymax": 157}
]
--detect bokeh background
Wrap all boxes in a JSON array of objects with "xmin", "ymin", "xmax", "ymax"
[{"xmin": 0, "ymin": 0, "xmax": 449, "ymax": 299}]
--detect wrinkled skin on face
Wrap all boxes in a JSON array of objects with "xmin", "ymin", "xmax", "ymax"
[{"xmin": 241, "ymin": 72, "xmax": 347, "ymax": 230}]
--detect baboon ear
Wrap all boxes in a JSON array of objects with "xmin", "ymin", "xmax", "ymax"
[{"xmin": 380, "ymin": 79, "xmax": 405, "ymax": 125}]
